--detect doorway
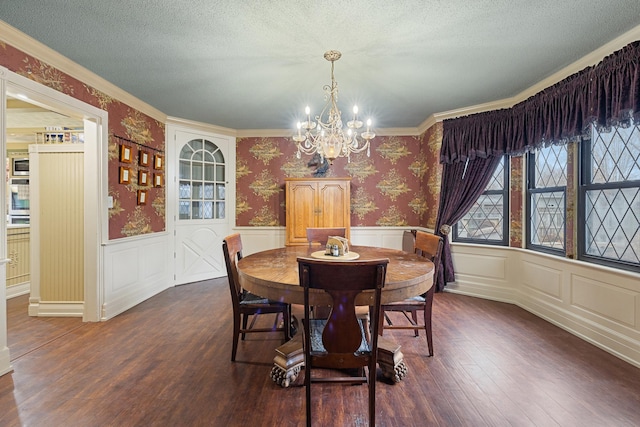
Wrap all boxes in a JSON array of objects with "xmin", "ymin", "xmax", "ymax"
[
  {"xmin": 5, "ymin": 96, "xmax": 85, "ymax": 307},
  {"xmin": 170, "ymin": 129, "xmax": 235, "ymax": 285},
  {"xmin": 2, "ymin": 68, "xmax": 105, "ymax": 323}
]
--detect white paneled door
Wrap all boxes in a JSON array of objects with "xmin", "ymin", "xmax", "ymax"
[{"xmin": 173, "ymin": 130, "xmax": 233, "ymax": 285}]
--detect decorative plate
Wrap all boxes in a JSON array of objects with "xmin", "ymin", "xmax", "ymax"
[{"xmin": 310, "ymin": 250, "xmax": 360, "ymax": 261}]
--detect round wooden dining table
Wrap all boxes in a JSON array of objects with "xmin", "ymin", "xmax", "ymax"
[
  {"xmin": 237, "ymin": 245, "xmax": 434, "ymax": 306},
  {"xmin": 236, "ymin": 245, "xmax": 434, "ymax": 387}
]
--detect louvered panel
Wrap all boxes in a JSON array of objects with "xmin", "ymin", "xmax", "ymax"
[{"xmin": 39, "ymin": 151, "xmax": 84, "ymax": 302}]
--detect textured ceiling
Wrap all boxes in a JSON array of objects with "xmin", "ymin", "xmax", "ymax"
[{"xmin": 1, "ymin": 1, "xmax": 640, "ymax": 131}]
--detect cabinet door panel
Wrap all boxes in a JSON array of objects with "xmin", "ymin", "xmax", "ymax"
[
  {"xmin": 286, "ymin": 178, "xmax": 351, "ymax": 246},
  {"xmin": 287, "ymin": 182, "xmax": 317, "ymax": 245},
  {"xmin": 317, "ymin": 182, "xmax": 349, "ymax": 229}
]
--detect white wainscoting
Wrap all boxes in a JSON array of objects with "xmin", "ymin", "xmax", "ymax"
[
  {"xmin": 101, "ymin": 232, "xmax": 172, "ymax": 320},
  {"xmin": 448, "ymin": 243, "xmax": 640, "ymax": 368}
]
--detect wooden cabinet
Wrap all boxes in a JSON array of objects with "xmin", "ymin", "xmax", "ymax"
[
  {"xmin": 285, "ymin": 178, "xmax": 351, "ymax": 246},
  {"xmin": 6, "ymin": 226, "xmax": 30, "ymax": 288}
]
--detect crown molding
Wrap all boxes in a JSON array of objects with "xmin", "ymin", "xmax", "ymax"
[
  {"xmin": 236, "ymin": 128, "xmax": 290, "ymax": 138},
  {"xmin": 166, "ymin": 116, "xmax": 237, "ymax": 137},
  {"xmin": 377, "ymin": 127, "xmax": 421, "ymax": 136},
  {"xmin": 0, "ymin": 21, "xmax": 167, "ymax": 123}
]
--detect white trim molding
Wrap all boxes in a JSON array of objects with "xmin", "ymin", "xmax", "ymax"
[
  {"xmin": 28, "ymin": 301, "xmax": 84, "ymax": 317},
  {"xmin": 448, "ymin": 243, "xmax": 640, "ymax": 369}
]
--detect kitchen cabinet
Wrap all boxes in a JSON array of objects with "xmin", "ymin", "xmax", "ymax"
[
  {"xmin": 34, "ymin": 130, "xmax": 84, "ymax": 144},
  {"xmin": 6, "ymin": 226, "xmax": 30, "ymax": 288},
  {"xmin": 285, "ymin": 178, "xmax": 351, "ymax": 246}
]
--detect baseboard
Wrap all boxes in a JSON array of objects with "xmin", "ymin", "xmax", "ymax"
[
  {"xmin": 518, "ymin": 297, "xmax": 640, "ymax": 370},
  {"xmin": 101, "ymin": 280, "xmax": 173, "ymax": 320},
  {"xmin": 6, "ymin": 282, "xmax": 30, "ymax": 299},
  {"xmin": 444, "ymin": 281, "xmax": 517, "ymax": 304},
  {"xmin": 28, "ymin": 301, "xmax": 83, "ymax": 317},
  {"xmin": 0, "ymin": 346, "xmax": 12, "ymax": 377}
]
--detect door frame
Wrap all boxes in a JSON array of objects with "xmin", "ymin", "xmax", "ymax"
[
  {"xmin": 1, "ymin": 66, "xmax": 107, "ymax": 322},
  {"xmin": 165, "ymin": 121, "xmax": 236, "ymax": 285}
]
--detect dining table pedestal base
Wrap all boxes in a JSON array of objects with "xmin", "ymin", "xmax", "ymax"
[
  {"xmin": 270, "ymin": 334, "xmax": 304, "ymax": 388},
  {"xmin": 270, "ymin": 334, "xmax": 407, "ymax": 387},
  {"xmin": 377, "ymin": 336, "xmax": 408, "ymax": 383}
]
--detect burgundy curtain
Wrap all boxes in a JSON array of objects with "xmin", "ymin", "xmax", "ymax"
[
  {"xmin": 433, "ymin": 156, "xmax": 503, "ymax": 291},
  {"xmin": 440, "ymin": 40, "xmax": 640, "ymax": 164},
  {"xmin": 435, "ymin": 40, "xmax": 640, "ymax": 290}
]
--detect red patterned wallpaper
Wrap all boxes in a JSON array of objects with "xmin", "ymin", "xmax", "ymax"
[
  {"xmin": 236, "ymin": 123, "xmax": 443, "ymax": 228},
  {"xmin": 0, "ymin": 41, "xmax": 165, "ymax": 240}
]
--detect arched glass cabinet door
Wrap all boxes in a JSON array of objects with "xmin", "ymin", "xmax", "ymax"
[{"xmin": 178, "ymin": 138, "xmax": 225, "ymax": 220}]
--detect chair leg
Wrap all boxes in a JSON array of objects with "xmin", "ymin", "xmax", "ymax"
[
  {"xmin": 425, "ymin": 290, "xmax": 434, "ymax": 356},
  {"xmin": 369, "ymin": 362, "xmax": 376, "ymax": 427},
  {"xmin": 283, "ymin": 306, "xmax": 291, "ymax": 341},
  {"xmin": 378, "ymin": 307, "xmax": 385, "ymax": 336},
  {"xmin": 305, "ymin": 365, "xmax": 312, "ymax": 427},
  {"xmin": 411, "ymin": 310, "xmax": 419, "ymax": 337},
  {"xmin": 241, "ymin": 313, "xmax": 249, "ymax": 340},
  {"xmin": 232, "ymin": 312, "xmax": 241, "ymax": 362}
]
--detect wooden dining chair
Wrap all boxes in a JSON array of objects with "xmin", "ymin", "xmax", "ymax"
[
  {"xmin": 305, "ymin": 227, "xmax": 349, "ymax": 319},
  {"xmin": 305, "ymin": 227, "xmax": 347, "ymax": 247},
  {"xmin": 222, "ymin": 233, "xmax": 291, "ymax": 362},
  {"xmin": 298, "ymin": 256, "xmax": 389, "ymax": 427},
  {"xmin": 378, "ymin": 230, "xmax": 443, "ymax": 357}
]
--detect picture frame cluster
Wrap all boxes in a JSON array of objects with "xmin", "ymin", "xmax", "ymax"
[{"xmin": 118, "ymin": 143, "xmax": 164, "ymax": 205}]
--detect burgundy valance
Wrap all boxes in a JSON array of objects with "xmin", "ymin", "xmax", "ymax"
[{"xmin": 441, "ymin": 40, "xmax": 640, "ymax": 164}]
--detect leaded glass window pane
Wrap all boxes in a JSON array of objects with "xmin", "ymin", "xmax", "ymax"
[
  {"xmin": 591, "ymin": 125, "xmax": 640, "ymax": 183},
  {"xmin": 535, "ymin": 145, "xmax": 567, "ymax": 188},
  {"xmin": 530, "ymin": 192, "xmax": 565, "ymax": 249},
  {"xmin": 454, "ymin": 156, "xmax": 508, "ymax": 244},
  {"xmin": 585, "ymin": 188, "xmax": 640, "ymax": 264},
  {"xmin": 178, "ymin": 138, "xmax": 226, "ymax": 220},
  {"xmin": 580, "ymin": 122, "xmax": 640, "ymax": 272},
  {"xmin": 528, "ymin": 145, "xmax": 567, "ymax": 253},
  {"xmin": 457, "ymin": 194, "xmax": 504, "ymax": 240}
]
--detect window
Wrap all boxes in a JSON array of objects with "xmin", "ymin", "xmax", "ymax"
[
  {"xmin": 579, "ymin": 123, "xmax": 640, "ymax": 272},
  {"xmin": 527, "ymin": 144, "xmax": 567, "ymax": 254},
  {"xmin": 454, "ymin": 156, "xmax": 509, "ymax": 245},
  {"xmin": 178, "ymin": 139, "xmax": 226, "ymax": 220}
]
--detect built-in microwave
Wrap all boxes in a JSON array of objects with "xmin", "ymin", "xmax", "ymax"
[{"xmin": 12, "ymin": 157, "xmax": 29, "ymax": 176}]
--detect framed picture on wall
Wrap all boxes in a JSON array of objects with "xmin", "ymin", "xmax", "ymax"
[
  {"xmin": 137, "ymin": 190, "xmax": 147, "ymax": 205},
  {"xmin": 119, "ymin": 167, "xmax": 131, "ymax": 184},
  {"xmin": 139, "ymin": 170, "xmax": 149, "ymax": 186},
  {"xmin": 154, "ymin": 173, "xmax": 164, "ymax": 187},
  {"xmin": 154, "ymin": 154, "xmax": 164, "ymax": 170},
  {"xmin": 139, "ymin": 149, "xmax": 150, "ymax": 167},
  {"xmin": 120, "ymin": 145, "xmax": 132, "ymax": 163}
]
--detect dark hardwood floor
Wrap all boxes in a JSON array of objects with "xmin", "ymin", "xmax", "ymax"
[{"xmin": 2, "ymin": 279, "xmax": 640, "ymax": 426}]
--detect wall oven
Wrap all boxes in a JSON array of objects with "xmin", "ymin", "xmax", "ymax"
[{"xmin": 9, "ymin": 178, "xmax": 30, "ymax": 217}]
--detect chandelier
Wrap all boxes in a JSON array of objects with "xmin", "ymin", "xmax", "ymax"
[{"xmin": 293, "ymin": 50, "xmax": 375, "ymax": 164}]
